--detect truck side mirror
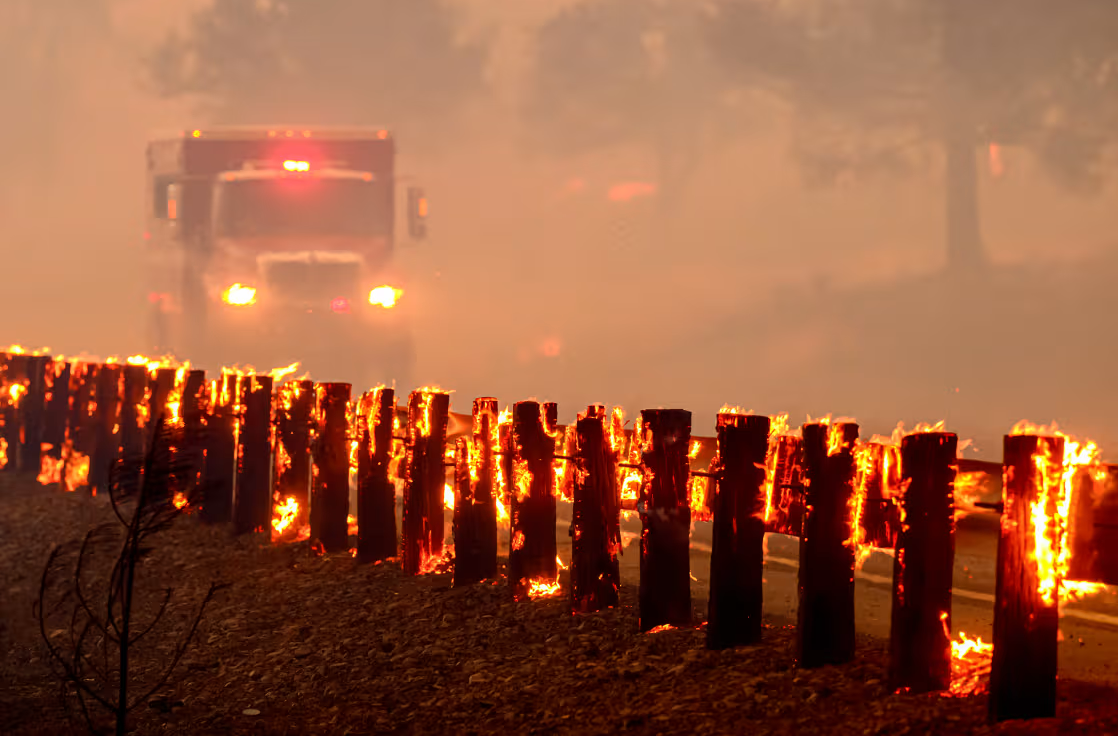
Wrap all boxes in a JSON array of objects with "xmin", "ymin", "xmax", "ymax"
[{"xmin": 406, "ymin": 187, "xmax": 427, "ymax": 241}]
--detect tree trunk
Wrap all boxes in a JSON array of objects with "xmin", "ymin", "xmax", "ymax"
[{"xmin": 943, "ymin": 123, "xmax": 986, "ymax": 274}]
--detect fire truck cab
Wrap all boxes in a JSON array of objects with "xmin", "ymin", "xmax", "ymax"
[{"xmin": 144, "ymin": 127, "xmax": 426, "ymax": 387}]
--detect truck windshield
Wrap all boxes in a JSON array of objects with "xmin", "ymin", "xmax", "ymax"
[{"xmin": 214, "ymin": 176, "xmax": 390, "ymax": 239}]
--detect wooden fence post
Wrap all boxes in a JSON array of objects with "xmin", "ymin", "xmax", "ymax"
[
  {"xmin": 708, "ymin": 412, "xmax": 770, "ymax": 649},
  {"xmin": 889, "ymin": 431, "xmax": 957, "ymax": 693},
  {"xmin": 148, "ymin": 367, "xmax": 177, "ymax": 442},
  {"xmin": 508, "ymin": 400, "xmax": 558, "ymax": 596},
  {"xmin": 0, "ymin": 353, "xmax": 23, "ymax": 472},
  {"xmin": 402, "ymin": 388, "xmax": 451, "ymax": 574},
  {"xmin": 118, "ymin": 364, "xmax": 149, "ymax": 464},
  {"xmin": 234, "ymin": 375, "xmax": 273, "ymax": 535},
  {"xmin": 638, "ymin": 408, "xmax": 693, "ymax": 631},
  {"xmin": 453, "ymin": 397, "xmax": 500, "ymax": 586},
  {"xmin": 181, "ymin": 369, "xmax": 208, "ymax": 491},
  {"xmin": 200, "ymin": 374, "xmax": 237, "ymax": 524},
  {"xmin": 66, "ymin": 362, "xmax": 98, "ymax": 459},
  {"xmin": 797, "ymin": 421, "xmax": 859, "ymax": 667},
  {"xmin": 357, "ymin": 387, "xmax": 398, "ymax": 562},
  {"xmin": 989, "ymin": 433, "xmax": 1063, "ymax": 722},
  {"xmin": 572, "ymin": 404, "xmax": 622, "ymax": 612},
  {"xmin": 766, "ymin": 434, "xmax": 806, "ymax": 536},
  {"xmin": 311, "ymin": 383, "xmax": 352, "ymax": 553},
  {"xmin": 273, "ymin": 379, "xmax": 315, "ymax": 537},
  {"xmin": 88, "ymin": 364, "xmax": 122, "ymax": 496},
  {"xmin": 43, "ymin": 360, "xmax": 71, "ymax": 462}
]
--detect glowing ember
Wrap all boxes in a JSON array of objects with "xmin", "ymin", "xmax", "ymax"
[
  {"xmin": 948, "ymin": 630, "xmax": 993, "ymax": 697},
  {"xmin": 525, "ymin": 578, "xmax": 562, "ymax": 598},
  {"xmin": 647, "ymin": 624, "xmax": 676, "ymax": 634},
  {"xmin": 273, "ymin": 496, "xmax": 300, "ymax": 535},
  {"xmin": 173, "ymin": 492, "xmax": 188, "ymax": 510},
  {"xmin": 419, "ymin": 547, "xmax": 454, "ymax": 575}
]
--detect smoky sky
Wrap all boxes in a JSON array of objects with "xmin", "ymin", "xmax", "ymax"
[{"xmin": 1, "ymin": 0, "xmax": 1116, "ymax": 457}]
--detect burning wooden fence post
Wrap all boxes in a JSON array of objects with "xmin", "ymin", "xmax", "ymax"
[
  {"xmin": 43, "ymin": 359, "xmax": 71, "ymax": 463},
  {"xmin": 507, "ymin": 401, "xmax": 559, "ymax": 595},
  {"xmin": 19, "ymin": 355, "xmax": 49, "ymax": 473},
  {"xmin": 797, "ymin": 421, "xmax": 859, "ymax": 667},
  {"xmin": 989, "ymin": 433, "xmax": 1063, "ymax": 722},
  {"xmin": 67, "ymin": 362, "xmax": 98, "ymax": 460},
  {"xmin": 88, "ymin": 363, "xmax": 122, "ymax": 496},
  {"xmin": 452, "ymin": 397, "xmax": 500, "ymax": 586},
  {"xmin": 888, "ymin": 431, "xmax": 957, "ymax": 693},
  {"xmin": 357, "ymin": 387, "xmax": 398, "ymax": 562},
  {"xmin": 181, "ymin": 369, "xmax": 208, "ymax": 489},
  {"xmin": 234, "ymin": 375, "xmax": 273, "ymax": 535},
  {"xmin": 402, "ymin": 388, "xmax": 451, "ymax": 574},
  {"xmin": 149, "ymin": 366, "xmax": 177, "ymax": 434},
  {"xmin": 707, "ymin": 412, "xmax": 771, "ymax": 649},
  {"xmin": 0, "ymin": 353, "xmax": 21, "ymax": 472},
  {"xmin": 766, "ymin": 434, "xmax": 806, "ymax": 536},
  {"xmin": 201, "ymin": 374, "xmax": 237, "ymax": 524},
  {"xmin": 118, "ymin": 363, "xmax": 149, "ymax": 464},
  {"xmin": 273, "ymin": 379, "xmax": 315, "ymax": 537},
  {"xmin": 638, "ymin": 409, "xmax": 693, "ymax": 631},
  {"xmin": 571, "ymin": 404, "xmax": 621, "ymax": 612},
  {"xmin": 311, "ymin": 383, "xmax": 352, "ymax": 553}
]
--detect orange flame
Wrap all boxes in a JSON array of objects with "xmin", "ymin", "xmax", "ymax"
[
  {"xmin": 525, "ymin": 578, "xmax": 562, "ymax": 598},
  {"xmin": 173, "ymin": 492, "xmax": 188, "ymax": 510},
  {"xmin": 273, "ymin": 497, "xmax": 300, "ymax": 535}
]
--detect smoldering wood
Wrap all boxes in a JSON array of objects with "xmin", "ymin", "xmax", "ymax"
[
  {"xmin": 357, "ymin": 388, "xmax": 397, "ymax": 563},
  {"xmin": 274, "ymin": 380, "xmax": 315, "ymax": 520},
  {"xmin": 508, "ymin": 401, "xmax": 559, "ymax": 595},
  {"xmin": 180, "ymin": 369, "xmax": 208, "ymax": 492},
  {"xmin": 989, "ymin": 434, "xmax": 1062, "ymax": 723},
  {"xmin": 234, "ymin": 375, "xmax": 273, "ymax": 536},
  {"xmin": 148, "ymin": 367, "xmax": 177, "ymax": 443},
  {"xmin": 0, "ymin": 352, "xmax": 20, "ymax": 472},
  {"xmin": 452, "ymin": 397, "xmax": 499, "ymax": 586},
  {"xmin": 1095, "ymin": 465, "xmax": 1118, "ymax": 586},
  {"xmin": 888, "ymin": 432, "xmax": 957, "ymax": 694},
  {"xmin": 766, "ymin": 435, "xmax": 805, "ymax": 536},
  {"xmin": 66, "ymin": 362, "xmax": 98, "ymax": 458},
  {"xmin": 18, "ymin": 355, "xmax": 50, "ymax": 473},
  {"xmin": 88, "ymin": 364, "xmax": 122, "ymax": 496},
  {"xmin": 311, "ymin": 383, "xmax": 352, "ymax": 554},
  {"xmin": 858, "ymin": 442, "xmax": 899, "ymax": 549},
  {"xmin": 638, "ymin": 408, "xmax": 693, "ymax": 632},
  {"xmin": 571, "ymin": 405, "xmax": 622, "ymax": 613},
  {"xmin": 118, "ymin": 364, "xmax": 149, "ymax": 465},
  {"xmin": 1067, "ymin": 467, "xmax": 1097, "ymax": 582},
  {"xmin": 797, "ymin": 421, "xmax": 858, "ymax": 668},
  {"xmin": 402, "ymin": 390, "xmax": 451, "ymax": 574},
  {"xmin": 43, "ymin": 360, "xmax": 71, "ymax": 460},
  {"xmin": 200, "ymin": 375, "xmax": 237, "ymax": 524},
  {"xmin": 707, "ymin": 413, "xmax": 770, "ymax": 649}
]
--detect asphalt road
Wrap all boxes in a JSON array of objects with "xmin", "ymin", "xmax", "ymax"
[{"xmin": 541, "ymin": 503, "xmax": 1118, "ymax": 686}]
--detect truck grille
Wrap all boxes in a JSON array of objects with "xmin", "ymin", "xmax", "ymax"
[{"xmin": 262, "ymin": 260, "xmax": 361, "ymax": 305}]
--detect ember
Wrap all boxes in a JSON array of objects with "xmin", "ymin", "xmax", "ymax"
[{"xmin": 525, "ymin": 577, "xmax": 562, "ymax": 598}]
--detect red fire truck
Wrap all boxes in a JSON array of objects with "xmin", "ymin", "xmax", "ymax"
[{"xmin": 144, "ymin": 126, "xmax": 427, "ymax": 388}]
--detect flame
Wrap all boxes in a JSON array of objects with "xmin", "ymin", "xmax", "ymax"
[
  {"xmin": 954, "ymin": 471, "xmax": 984, "ymax": 521},
  {"xmin": 273, "ymin": 496, "xmax": 300, "ymax": 535},
  {"xmin": 949, "ymin": 629, "xmax": 993, "ymax": 697},
  {"xmin": 647, "ymin": 624, "xmax": 676, "ymax": 634},
  {"xmin": 347, "ymin": 514, "xmax": 359, "ymax": 537},
  {"xmin": 849, "ymin": 443, "xmax": 876, "ymax": 568},
  {"xmin": 556, "ymin": 555, "xmax": 569, "ymax": 570},
  {"xmin": 269, "ymin": 362, "xmax": 300, "ymax": 382},
  {"xmin": 8, "ymin": 383, "xmax": 27, "ymax": 406},
  {"xmin": 526, "ymin": 578, "xmax": 562, "ymax": 598},
  {"xmin": 222, "ymin": 283, "xmax": 256, "ymax": 306},
  {"xmin": 512, "ymin": 530, "xmax": 525, "ymax": 551},
  {"xmin": 1013, "ymin": 421, "xmax": 1104, "ymax": 607},
  {"xmin": 36, "ymin": 440, "xmax": 89, "ymax": 492},
  {"xmin": 173, "ymin": 492, "xmax": 188, "ymax": 510},
  {"xmin": 496, "ymin": 497, "xmax": 510, "ymax": 524},
  {"xmin": 38, "ymin": 444, "xmax": 61, "ymax": 486},
  {"xmin": 444, "ymin": 483, "xmax": 455, "ymax": 510},
  {"xmin": 513, "ymin": 458, "xmax": 533, "ymax": 502},
  {"xmin": 418, "ymin": 546, "xmax": 454, "ymax": 575},
  {"xmin": 0, "ymin": 438, "xmax": 7, "ymax": 470}
]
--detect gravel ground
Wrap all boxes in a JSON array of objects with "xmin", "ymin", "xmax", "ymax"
[{"xmin": 3, "ymin": 475, "xmax": 1118, "ymax": 735}]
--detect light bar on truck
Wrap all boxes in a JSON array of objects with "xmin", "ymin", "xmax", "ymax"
[{"xmin": 283, "ymin": 160, "xmax": 310, "ymax": 172}]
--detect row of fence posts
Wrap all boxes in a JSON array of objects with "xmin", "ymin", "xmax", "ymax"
[{"xmin": 0, "ymin": 350, "xmax": 1101, "ymax": 723}]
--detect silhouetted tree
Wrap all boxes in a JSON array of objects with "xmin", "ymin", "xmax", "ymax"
[
  {"xmin": 147, "ymin": 0, "xmax": 488, "ymax": 145},
  {"xmin": 37, "ymin": 418, "xmax": 223, "ymax": 736},
  {"xmin": 524, "ymin": 0, "xmax": 742, "ymax": 215},
  {"xmin": 706, "ymin": 0, "xmax": 1118, "ymax": 273}
]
